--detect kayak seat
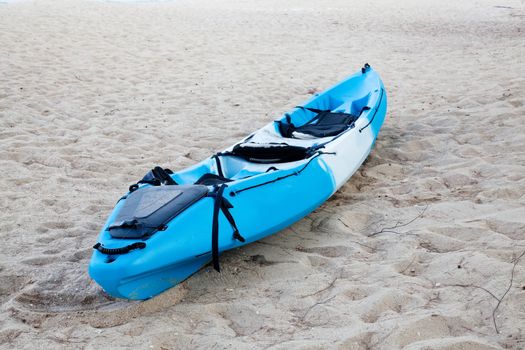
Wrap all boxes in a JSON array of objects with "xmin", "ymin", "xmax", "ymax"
[
  {"xmin": 277, "ymin": 110, "xmax": 358, "ymax": 139},
  {"xmin": 227, "ymin": 142, "xmax": 311, "ymax": 163},
  {"xmin": 276, "ymin": 93, "xmax": 372, "ymax": 139},
  {"xmin": 277, "ymin": 107, "xmax": 368, "ymax": 139}
]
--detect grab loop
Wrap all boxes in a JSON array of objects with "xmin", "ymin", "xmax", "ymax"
[{"xmin": 93, "ymin": 242, "xmax": 146, "ymax": 255}]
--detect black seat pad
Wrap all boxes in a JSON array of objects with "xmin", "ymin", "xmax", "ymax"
[
  {"xmin": 278, "ymin": 111, "xmax": 360, "ymax": 138},
  {"xmin": 230, "ymin": 143, "xmax": 310, "ymax": 163},
  {"xmin": 293, "ymin": 111, "xmax": 359, "ymax": 138}
]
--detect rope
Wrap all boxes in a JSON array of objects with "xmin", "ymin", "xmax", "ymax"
[{"xmin": 230, "ymin": 152, "xmax": 335, "ymax": 196}]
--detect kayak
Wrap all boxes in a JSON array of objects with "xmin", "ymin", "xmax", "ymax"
[{"xmin": 89, "ymin": 64, "xmax": 387, "ymax": 300}]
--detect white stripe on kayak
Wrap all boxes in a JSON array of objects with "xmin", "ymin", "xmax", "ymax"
[{"xmin": 321, "ymin": 116, "xmax": 375, "ymax": 191}]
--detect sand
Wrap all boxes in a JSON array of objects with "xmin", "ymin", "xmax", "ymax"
[{"xmin": 1, "ymin": 0, "xmax": 524, "ymax": 348}]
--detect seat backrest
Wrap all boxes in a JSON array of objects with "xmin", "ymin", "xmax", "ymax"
[{"xmin": 291, "ymin": 112, "xmax": 359, "ymax": 138}]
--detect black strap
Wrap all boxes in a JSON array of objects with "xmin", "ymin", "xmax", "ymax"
[
  {"xmin": 211, "ymin": 185, "xmax": 224, "ymax": 272},
  {"xmin": 220, "ymin": 196, "xmax": 245, "ymax": 244},
  {"xmin": 151, "ymin": 166, "xmax": 176, "ymax": 185},
  {"xmin": 209, "ymin": 184, "xmax": 245, "ymax": 272},
  {"xmin": 195, "ymin": 173, "xmax": 232, "ymax": 186},
  {"xmin": 93, "ymin": 242, "xmax": 146, "ymax": 255},
  {"xmin": 276, "ymin": 120, "xmax": 293, "ymax": 138},
  {"xmin": 129, "ymin": 166, "xmax": 177, "ymax": 192},
  {"xmin": 358, "ymin": 88, "xmax": 384, "ymax": 133},
  {"xmin": 212, "ymin": 154, "xmax": 224, "ymax": 178},
  {"xmin": 359, "ymin": 106, "xmax": 371, "ymax": 114}
]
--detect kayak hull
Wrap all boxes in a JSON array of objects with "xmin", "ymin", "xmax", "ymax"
[{"xmin": 89, "ymin": 66, "xmax": 387, "ymax": 300}]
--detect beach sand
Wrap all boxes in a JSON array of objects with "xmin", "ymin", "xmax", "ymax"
[{"xmin": 1, "ymin": 0, "xmax": 524, "ymax": 348}]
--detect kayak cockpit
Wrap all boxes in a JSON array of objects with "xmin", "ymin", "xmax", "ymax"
[
  {"xmin": 170, "ymin": 75, "xmax": 377, "ymax": 186},
  {"xmin": 172, "ymin": 108, "xmax": 365, "ymax": 185}
]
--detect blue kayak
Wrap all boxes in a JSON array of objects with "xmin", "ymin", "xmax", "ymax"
[{"xmin": 89, "ymin": 64, "xmax": 387, "ymax": 300}]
